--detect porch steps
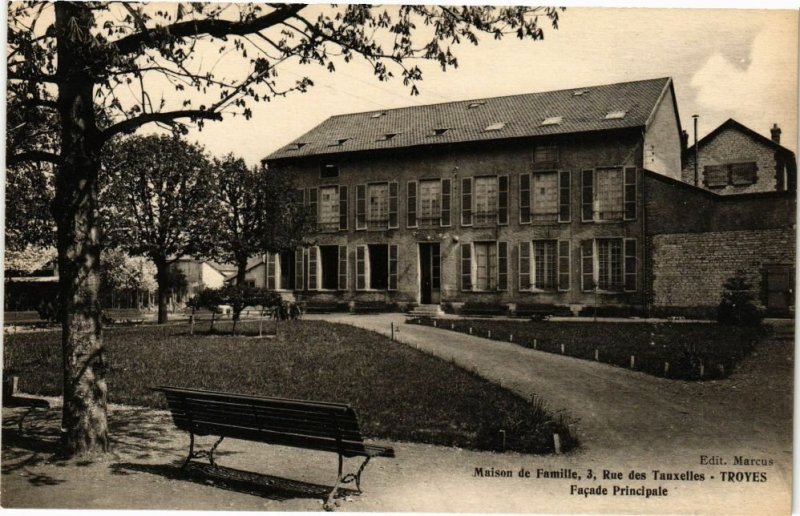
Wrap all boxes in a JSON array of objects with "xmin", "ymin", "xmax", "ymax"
[{"xmin": 408, "ymin": 304, "xmax": 443, "ymax": 317}]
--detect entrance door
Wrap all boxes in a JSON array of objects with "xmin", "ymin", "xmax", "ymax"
[
  {"xmin": 419, "ymin": 243, "xmax": 440, "ymax": 304},
  {"xmin": 765, "ymin": 264, "xmax": 794, "ymax": 316}
]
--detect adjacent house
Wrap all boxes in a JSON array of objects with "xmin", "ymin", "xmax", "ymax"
[
  {"xmin": 262, "ymin": 77, "xmax": 795, "ymax": 316},
  {"xmin": 682, "ymin": 118, "xmax": 797, "ymax": 195},
  {"xmin": 170, "ymin": 258, "xmax": 234, "ymax": 300}
]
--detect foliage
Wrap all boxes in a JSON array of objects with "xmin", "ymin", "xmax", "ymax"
[
  {"xmin": 5, "ymin": 320, "xmax": 576, "ymax": 454},
  {"xmin": 4, "ymin": 246, "xmax": 57, "ymax": 275},
  {"xmin": 100, "ymin": 248, "xmax": 157, "ymax": 293},
  {"xmin": 717, "ymin": 271, "xmax": 765, "ymax": 327},
  {"xmin": 408, "ymin": 318, "xmax": 763, "ymax": 381}
]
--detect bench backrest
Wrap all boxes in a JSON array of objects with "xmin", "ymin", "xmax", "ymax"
[{"xmin": 157, "ymin": 387, "xmax": 368, "ymax": 457}]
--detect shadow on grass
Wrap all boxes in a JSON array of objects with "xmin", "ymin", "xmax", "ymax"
[{"xmin": 111, "ymin": 461, "xmax": 353, "ymax": 503}]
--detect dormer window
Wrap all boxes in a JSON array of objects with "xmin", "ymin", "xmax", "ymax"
[
  {"xmin": 432, "ymin": 128, "xmax": 449, "ymax": 136},
  {"xmin": 484, "ymin": 122, "xmax": 505, "ymax": 132},
  {"xmin": 288, "ymin": 142, "xmax": 307, "ymax": 151},
  {"xmin": 572, "ymin": 89, "xmax": 589, "ymax": 97},
  {"xmin": 604, "ymin": 110, "xmax": 627, "ymax": 120},
  {"xmin": 377, "ymin": 132, "xmax": 399, "ymax": 141},
  {"xmin": 541, "ymin": 116, "xmax": 563, "ymax": 126},
  {"xmin": 331, "ymin": 138, "xmax": 350, "ymax": 146},
  {"xmin": 467, "ymin": 101, "xmax": 486, "ymax": 109},
  {"xmin": 370, "ymin": 112, "xmax": 386, "ymax": 119}
]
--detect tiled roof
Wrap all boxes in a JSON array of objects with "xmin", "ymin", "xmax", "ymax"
[{"xmin": 266, "ymin": 77, "xmax": 672, "ymax": 161}]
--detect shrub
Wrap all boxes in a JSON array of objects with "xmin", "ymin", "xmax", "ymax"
[{"xmin": 717, "ymin": 271, "xmax": 765, "ymax": 327}]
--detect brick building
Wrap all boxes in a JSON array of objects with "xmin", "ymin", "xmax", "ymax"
[
  {"xmin": 260, "ymin": 77, "xmax": 795, "ymax": 316},
  {"xmin": 682, "ymin": 118, "xmax": 797, "ymax": 195}
]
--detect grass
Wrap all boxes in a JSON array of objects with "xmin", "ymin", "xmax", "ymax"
[
  {"xmin": 408, "ymin": 318, "xmax": 766, "ymax": 380},
  {"xmin": 3, "ymin": 320, "xmax": 575, "ymax": 454}
]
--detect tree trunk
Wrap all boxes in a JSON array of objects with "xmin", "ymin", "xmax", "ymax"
[
  {"xmin": 155, "ymin": 261, "xmax": 170, "ymax": 324},
  {"xmin": 53, "ymin": 3, "xmax": 108, "ymax": 457},
  {"xmin": 235, "ymin": 255, "xmax": 249, "ymax": 286}
]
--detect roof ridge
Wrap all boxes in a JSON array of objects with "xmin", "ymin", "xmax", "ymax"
[{"xmin": 323, "ymin": 76, "xmax": 673, "ymax": 119}]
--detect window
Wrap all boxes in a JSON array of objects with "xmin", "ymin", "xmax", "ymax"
[
  {"xmin": 418, "ymin": 179, "xmax": 442, "ymax": 226},
  {"xmin": 461, "ymin": 242, "xmax": 508, "ymax": 291},
  {"xmin": 580, "ymin": 238, "xmax": 637, "ymax": 292},
  {"xmin": 705, "ymin": 162, "xmax": 758, "ymax": 187},
  {"xmin": 703, "ymin": 165, "xmax": 728, "ymax": 187},
  {"xmin": 533, "ymin": 240, "xmax": 558, "ymax": 290},
  {"xmin": 319, "ymin": 246, "xmax": 340, "ymax": 290},
  {"xmin": 531, "ymin": 171, "xmax": 558, "ymax": 221},
  {"xmin": 278, "ymin": 250, "xmax": 296, "ymax": 290},
  {"xmin": 318, "ymin": 186, "xmax": 339, "ymax": 231},
  {"xmin": 320, "ymin": 163, "xmax": 339, "ymax": 178},
  {"xmin": 288, "ymin": 142, "xmax": 307, "ymax": 151},
  {"xmin": 582, "ymin": 167, "xmax": 636, "ymax": 222},
  {"xmin": 355, "ymin": 182, "xmax": 397, "ymax": 230},
  {"xmin": 474, "ymin": 176, "xmax": 498, "ymax": 225},
  {"xmin": 730, "ymin": 162, "xmax": 757, "ymax": 185},
  {"xmin": 370, "ymin": 112, "xmax": 385, "ymax": 119},
  {"xmin": 307, "ymin": 246, "xmax": 347, "ymax": 290},
  {"xmin": 432, "ymin": 128, "xmax": 449, "ymax": 136},
  {"xmin": 541, "ymin": 116, "xmax": 563, "ymax": 126},
  {"xmin": 474, "ymin": 242, "xmax": 497, "ymax": 291},
  {"xmin": 534, "ymin": 143, "xmax": 558, "ymax": 163},
  {"xmin": 484, "ymin": 122, "xmax": 505, "ymax": 132},
  {"xmin": 355, "ymin": 244, "xmax": 398, "ymax": 290},
  {"xmin": 467, "ymin": 101, "xmax": 485, "ymax": 109},
  {"xmin": 604, "ymin": 110, "xmax": 626, "ymax": 120},
  {"xmin": 368, "ymin": 183, "xmax": 388, "ymax": 227}
]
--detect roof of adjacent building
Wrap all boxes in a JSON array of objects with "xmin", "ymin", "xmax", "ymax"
[
  {"xmin": 687, "ymin": 118, "xmax": 796, "ymax": 157},
  {"xmin": 265, "ymin": 77, "xmax": 674, "ymax": 161}
]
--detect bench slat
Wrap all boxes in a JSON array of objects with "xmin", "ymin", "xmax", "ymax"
[
  {"xmin": 169, "ymin": 412, "xmax": 364, "ymax": 442},
  {"xmin": 160, "ymin": 387, "xmax": 351, "ymax": 412}
]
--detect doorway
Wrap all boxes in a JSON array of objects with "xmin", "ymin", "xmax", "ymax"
[
  {"xmin": 765, "ymin": 264, "xmax": 794, "ymax": 316},
  {"xmin": 419, "ymin": 243, "xmax": 440, "ymax": 304}
]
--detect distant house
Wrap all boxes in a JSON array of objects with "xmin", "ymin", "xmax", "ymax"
[
  {"xmin": 682, "ymin": 119, "xmax": 797, "ymax": 195},
  {"xmin": 170, "ymin": 259, "xmax": 234, "ymax": 299},
  {"xmin": 224, "ymin": 255, "xmax": 294, "ymax": 291}
]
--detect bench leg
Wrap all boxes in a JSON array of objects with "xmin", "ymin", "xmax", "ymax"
[
  {"xmin": 208, "ymin": 436, "xmax": 225, "ymax": 468},
  {"xmin": 181, "ymin": 433, "xmax": 195, "ymax": 470},
  {"xmin": 323, "ymin": 453, "xmax": 344, "ymax": 510},
  {"xmin": 342, "ymin": 456, "xmax": 371, "ymax": 493}
]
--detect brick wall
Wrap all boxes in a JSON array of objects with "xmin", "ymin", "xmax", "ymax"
[{"xmin": 649, "ymin": 228, "xmax": 795, "ymax": 311}]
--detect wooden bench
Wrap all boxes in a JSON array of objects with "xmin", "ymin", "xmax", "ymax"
[
  {"xmin": 459, "ymin": 303, "xmax": 508, "ymax": 317},
  {"xmin": 102, "ymin": 309, "xmax": 145, "ymax": 325},
  {"xmin": 514, "ymin": 304, "xmax": 573, "ymax": 321},
  {"xmin": 156, "ymin": 387, "xmax": 395, "ymax": 508},
  {"xmin": 351, "ymin": 301, "xmax": 395, "ymax": 314}
]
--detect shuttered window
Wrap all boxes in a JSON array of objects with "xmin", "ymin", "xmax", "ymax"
[
  {"xmin": 730, "ymin": 162, "xmax": 757, "ymax": 185},
  {"xmin": 307, "ymin": 187, "xmax": 318, "ymax": 224},
  {"xmin": 406, "ymin": 181, "xmax": 417, "ymax": 228},
  {"xmin": 388, "ymin": 245, "xmax": 398, "ymax": 290},
  {"xmin": 558, "ymin": 170, "xmax": 571, "ymax": 222},
  {"xmin": 704, "ymin": 165, "xmax": 728, "ymax": 188},
  {"xmin": 533, "ymin": 240, "xmax": 557, "ymax": 290},
  {"xmin": 461, "ymin": 177, "xmax": 473, "ymax": 226},
  {"xmin": 623, "ymin": 167, "xmax": 636, "ymax": 220},
  {"xmin": 531, "ymin": 171, "xmax": 558, "ymax": 222},
  {"xmin": 388, "ymin": 181, "xmax": 399, "ymax": 228},
  {"xmin": 518, "ymin": 242, "xmax": 531, "ymax": 290},
  {"xmin": 498, "ymin": 175, "xmax": 509, "ymax": 225},
  {"xmin": 318, "ymin": 186, "xmax": 339, "ymax": 231},
  {"xmin": 498, "ymin": 241, "xmax": 508, "ymax": 290},
  {"xmin": 558, "ymin": 240, "xmax": 570, "ymax": 291},
  {"xmin": 624, "ymin": 239, "xmax": 637, "ymax": 292},
  {"xmin": 441, "ymin": 179, "xmax": 452, "ymax": 227},
  {"xmin": 338, "ymin": 245, "xmax": 348, "ymax": 291},
  {"xmin": 581, "ymin": 240, "xmax": 594, "ymax": 291},
  {"xmin": 356, "ymin": 245, "xmax": 367, "ymax": 290},
  {"xmin": 460, "ymin": 243, "xmax": 472, "ymax": 291},
  {"xmin": 267, "ymin": 253, "xmax": 277, "ymax": 290},
  {"xmin": 519, "ymin": 173, "xmax": 531, "ymax": 224},
  {"xmin": 597, "ymin": 239, "xmax": 623, "ymax": 291},
  {"xmin": 338, "ymin": 185, "xmax": 348, "ymax": 230},
  {"xmin": 356, "ymin": 184, "xmax": 367, "ymax": 230}
]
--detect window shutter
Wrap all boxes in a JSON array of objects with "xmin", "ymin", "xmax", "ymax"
[
  {"xmin": 624, "ymin": 239, "xmax": 637, "ymax": 292},
  {"xmin": 407, "ymin": 181, "xmax": 418, "ymax": 228},
  {"xmin": 519, "ymin": 242, "xmax": 531, "ymax": 291},
  {"xmin": 432, "ymin": 244, "xmax": 441, "ymax": 289},
  {"xmin": 296, "ymin": 188, "xmax": 305, "ymax": 207},
  {"xmin": 558, "ymin": 240, "xmax": 570, "ymax": 291},
  {"xmin": 461, "ymin": 177, "xmax": 473, "ymax": 226},
  {"xmin": 339, "ymin": 185, "xmax": 348, "ymax": 230},
  {"xmin": 558, "ymin": 170, "xmax": 571, "ymax": 222},
  {"xmin": 704, "ymin": 165, "xmax": 728, "ymax": 187},
  {"xmin": 308, "ymin": 246, "xmax": 318, "ymax": 290},
  {"xmin": 730, "ymin": 162, "xmax": 758, "ymax": 185},
  {"xmin": 497, "ymin": 241, "xmax": 508, "ymax": 291},
  {"xmin": 623, "ymin": 167, "xmax": 637, "ymax": 220},
  {"xmin": 307, "ymin": 187, "xmax": 318, "ymax": 223},
  {"xmin": 581, "ymin": 240, "xmax": 594, "ymax": 291},
  {"xmin": 441, "ymin": 179, "xmax": 451, "ymax": 227},
  {"xmin": 520, "ymin": 173, "xmax": 531, "ymax": 224},
  {"xmin": 295, "ymin": 248, "xmax": 304, "ymax": 291},
  {"xmin": 356, "ymin": 245, "xmax": 367, "ymax": 290},
  {"xmin": 388, "ymin": 244, "xmax": 398, "ymax": 291},
  {"xmin": 581, "ymin": 170, "xmax": 594, "ymax": 222},
  {"xmin": 388, "ymin": 181, "xmax": 399, "ymax": 228},
  {"xmin": 498, "ymin": 175, "xmax": 509, "ymax": 225},
  {"xmin": 267, "ymin": 253, "xmax": 276, "ymax": 290},
  {"xmin": 338, "ymin": 245, "xmax": 348, "ymax": 291},
  {"xmin": 460, "ymin": 243, "xmax": 472, "ymax": 291},
  {"xmin": 356, "ymin": 184, "xmax": 367, "ymax": 230}
]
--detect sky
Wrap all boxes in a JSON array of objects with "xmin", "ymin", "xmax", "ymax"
[{"xmin": 175, "ymin": 6, "xmax": 798, "ymax": 166}]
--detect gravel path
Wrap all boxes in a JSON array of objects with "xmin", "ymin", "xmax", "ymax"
[{"xmin": 2, "ymin": 316, "xmax": 792, "ymax": 513}]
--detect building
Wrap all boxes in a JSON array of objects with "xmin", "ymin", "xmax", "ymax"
[
  {"xmin": 682, "ymin": 118, "xmax": 797, "ymax": 195},
  {"xmin": 170, "ymin": 258, "xmax": 234, "ymax": 300},
  {"xmin": 263, "ymin": 77, "xmax": 794, "ymax": 316}
]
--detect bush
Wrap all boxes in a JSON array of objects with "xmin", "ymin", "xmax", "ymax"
[{"xmin": 717, "ymin": 271, "xmax": 765, "ymax": 327}]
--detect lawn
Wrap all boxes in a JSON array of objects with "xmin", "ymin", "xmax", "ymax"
[
  {"xmin": 3, "ymin": 320, "xmax": 575, "ymax": 454},
  {"xmin": 408, "ymin": 318, "xmax": 765, "ymax": 380}
]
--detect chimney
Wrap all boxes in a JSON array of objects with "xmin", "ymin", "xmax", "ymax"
[{"xmin": 771, "ymin": 123, "xmax": 781, "ymax": 144}]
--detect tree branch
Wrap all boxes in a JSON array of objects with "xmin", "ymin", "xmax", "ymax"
[
  {"xmin": 102, "ymin": 110, "xmax": 224, "ymax": 140},
  {"xmin": 110, "ymin": 4, "xmax": 307, "ymax": 56},
  {"xmin": 7, "ymin": 150, "xmax": 60, "ymax": 167}
]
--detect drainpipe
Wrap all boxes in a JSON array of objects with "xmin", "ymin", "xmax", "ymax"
[{"xmin": 692, "ymin": 114, "xmax": 699, "ymax": 186}]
